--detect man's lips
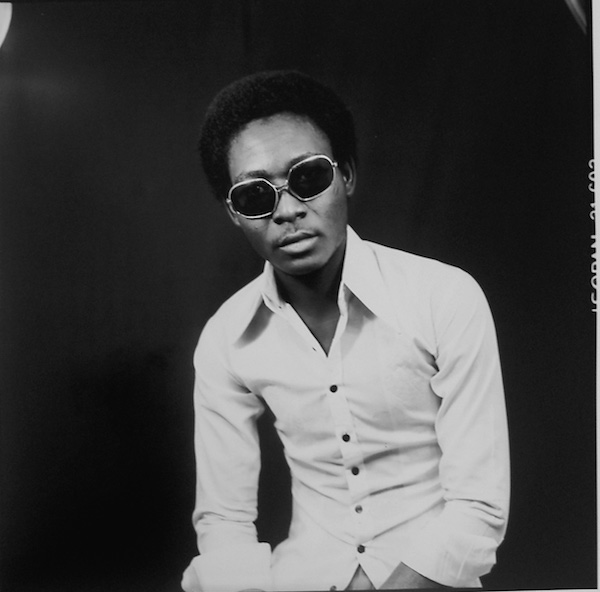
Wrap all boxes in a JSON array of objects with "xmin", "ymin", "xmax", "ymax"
[{"xmin": 277, "ymin": 230, "xmax": 316, "ymax": 248}]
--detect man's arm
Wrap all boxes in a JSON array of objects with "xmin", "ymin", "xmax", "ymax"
[
  {"xmin": 182, "ymin": 314, "xmax": 273, "ymax": 592},
  {"xmin": 396, "ymin": 271, "xmax": 510, "ymax": 587}
]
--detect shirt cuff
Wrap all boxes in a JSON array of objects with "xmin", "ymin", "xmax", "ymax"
[
  {"xmin": 400, "ymin": 522, "xmax": 497, "ymax": 587},
  {"xmin": 188, "ymin": 542, "xmax": 273, "ymax": 592}
]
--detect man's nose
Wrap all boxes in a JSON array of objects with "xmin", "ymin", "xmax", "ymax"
[{"xmin": 272, "ymin": 189, "xmax": 306, "ymax": 223}]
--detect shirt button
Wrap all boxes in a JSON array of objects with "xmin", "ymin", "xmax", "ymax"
[
  {"xmin": 342, "ymin": 433, "xmax": 350, "ymax": 442},
  {"xmin": 351, "ymin": 466, "xmax": 360, "ymax": 475},
  {"xmin": 329, "ymin": 384, "xmax": 338, "ymax": 392},
  {"xmin": 355, "ymin": 505, "xmax": 363, "ymax": 513},
  {"xmin": 329, "ymin": 587, "xmax": 337, "ymax": 592},
  {"xmin": 357, "ymin": 544, "xmax": 365, "ymax": 553}
]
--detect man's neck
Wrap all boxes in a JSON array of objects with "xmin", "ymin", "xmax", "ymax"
[
  {"xmin": 274, "ymin": 249, "xmax": 345, "ymax": 355},
  {"xmin": 274, "ymin": 244, "xmax": 345, "ymax": 318}
]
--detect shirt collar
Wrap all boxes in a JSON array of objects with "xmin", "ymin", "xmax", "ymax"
[
  {"xmin": 231, "ymin": 226, "xmax": 400, "ymax": 342},
  {"xmin": 340, "ymin": 226, "xmax": 399, "ymax": 331}
]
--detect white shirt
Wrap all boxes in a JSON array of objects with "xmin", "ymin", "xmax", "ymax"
[{"xmin": 184, "ymin": 227, "xmax": 510, "ymax": 592}]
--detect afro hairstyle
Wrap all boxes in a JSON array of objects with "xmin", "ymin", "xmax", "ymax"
[{"xmin": 199, "ymin": 70, "xmax": 357, "ymax": 201}]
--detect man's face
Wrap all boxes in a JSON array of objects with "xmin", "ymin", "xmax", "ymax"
[{"xmin": 226, "ymin": 113, "xmax": 355, "ymax": 278}]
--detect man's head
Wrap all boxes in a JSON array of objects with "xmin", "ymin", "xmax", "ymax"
[
  {"xmin": 199, "ymin": 70, "xmax": 357, "ymax": 202},
  {"xmin": 200, "ymin": 71, "xmax": 357, "ymax": 279}
]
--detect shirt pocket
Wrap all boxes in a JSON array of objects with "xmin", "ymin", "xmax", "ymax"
[{"xmin": 376, "ymin": 325, "xmax": 440, "ymax": 423}]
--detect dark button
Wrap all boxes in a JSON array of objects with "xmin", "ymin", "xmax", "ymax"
[
  {"xmin": 329, "ymin": 384, "xmax": 338, "ymax": 392},
  {"xmin": 351, "ymin": 466, "xmax": 360, "ymax": 475},
  {"xmin": 330, "ymin": 587, "xmax": 337, "ymax": 592},
  {"xmin": 342, "ymin": 434, "xmax": 350, "ymax": 442},
  {"xmin": 355, "ymin": 505, "xmax": 363, "ymax": 514},
  {"xmin": 357, "ymin": 544, "xmax": 365, "ymax": 553}
]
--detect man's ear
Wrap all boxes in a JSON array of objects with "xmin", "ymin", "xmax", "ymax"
[
  {"xmin": 224, "ymin": 200, "xmax": 242, "ymax": 227},
  {"xmin": 340, "ymin": 158, "xmax": 357, "ymax": 197}
]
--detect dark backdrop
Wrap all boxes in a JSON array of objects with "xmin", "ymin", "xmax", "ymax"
[{"xmin": 0, "ymin": 1, "xmax": 594, "ymax": 591}]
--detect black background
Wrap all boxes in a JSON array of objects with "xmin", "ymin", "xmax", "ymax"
[{"xmin": 0, "ymin": 1, "xmax": 595, "ymax": 591}]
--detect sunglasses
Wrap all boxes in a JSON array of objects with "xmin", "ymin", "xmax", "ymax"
[{"xmin": 227, "ymin": 154, "xmax": 338, "ymax": 219}]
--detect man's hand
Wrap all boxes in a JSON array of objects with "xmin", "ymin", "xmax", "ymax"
[{"xmin": 380, "ymin": 563, "xmax": 446, "ymax": 589}]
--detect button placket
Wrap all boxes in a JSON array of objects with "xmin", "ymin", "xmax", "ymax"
[
  {"xmin": 329, "ymin": 393, "xmax": 368, "ymax": 503},
  {"xmin": 324, "ymin": 337, "xmax": 374, "ymax": 545}
]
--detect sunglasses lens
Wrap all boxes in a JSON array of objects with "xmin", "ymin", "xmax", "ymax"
[
  {"xmin": 230, "ymin": 180, "xmax": 276, "ymax": 217},
  {"xmin": 289, "ymin": 157, "xmax": 335, "ymax": 198},
  {"xmin": 228, "ymin": 156, "xmax": 336, "ymax": 218}
]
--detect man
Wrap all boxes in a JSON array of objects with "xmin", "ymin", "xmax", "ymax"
[{"xmin": 182, "ymin": 71, "xmax": 510, "ymax": 592}]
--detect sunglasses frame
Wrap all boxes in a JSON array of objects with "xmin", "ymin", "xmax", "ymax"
[{"xmin": 226, "ymin": 154, "xmax": 339, "ymax": 219}]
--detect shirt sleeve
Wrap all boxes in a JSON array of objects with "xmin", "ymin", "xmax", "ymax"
[
  {"xmin": 186, "ymin": 314, "xmax": 274, "ymax": 592},
  {"xmin": 400, "ymin": 270, "xmax": 510, "ymax": 587}
]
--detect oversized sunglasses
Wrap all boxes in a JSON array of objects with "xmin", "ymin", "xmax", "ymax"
[{"xmin": 227, "ymin": 154, "xmax": 338, "ymax": 219}]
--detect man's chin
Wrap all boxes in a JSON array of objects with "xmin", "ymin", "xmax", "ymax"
[{"xmin": 273, "ymin": 256, "xmax": 325, "ymax": 278}]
